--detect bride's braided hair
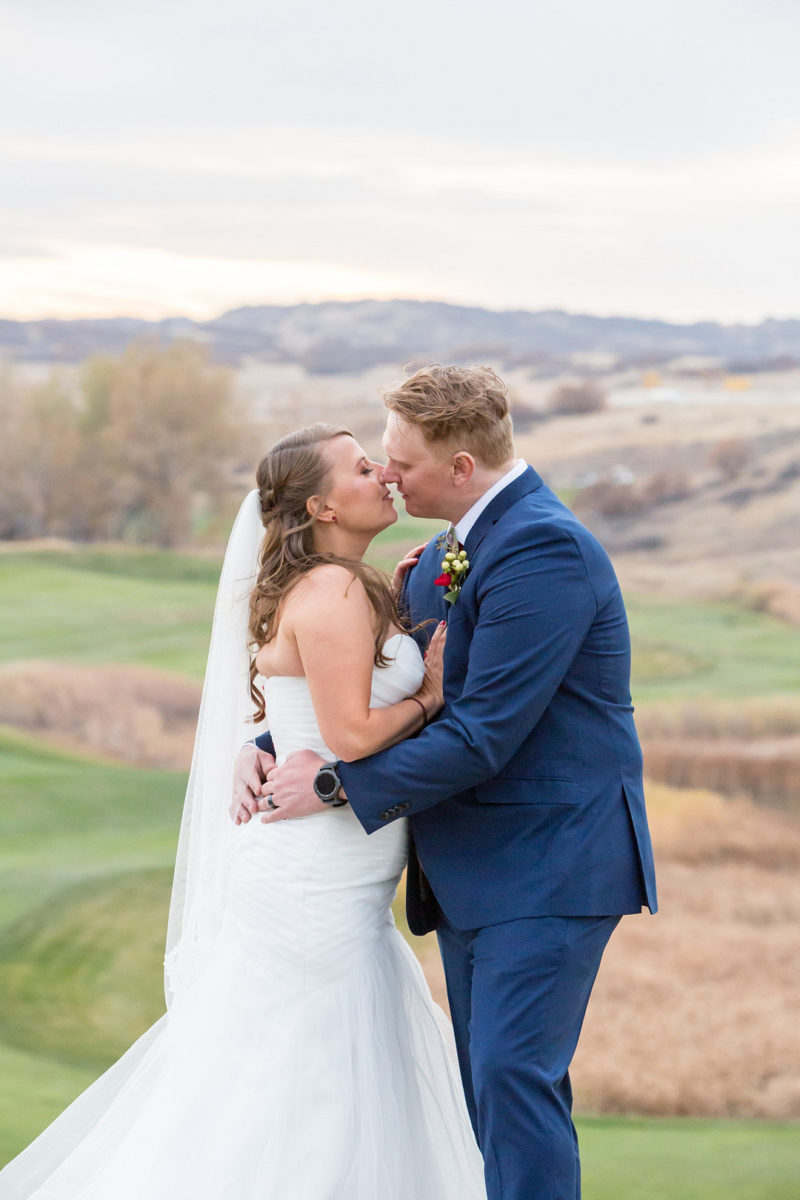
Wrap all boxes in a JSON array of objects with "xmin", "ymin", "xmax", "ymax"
[{"xmin": 248, "ymin": 423, "xmax": 408, "ymax": 722}]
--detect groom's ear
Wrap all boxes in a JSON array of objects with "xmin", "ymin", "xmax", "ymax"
[{"xmin": 450, "ymin": 451, "xmax": 476, "ymax": 488}]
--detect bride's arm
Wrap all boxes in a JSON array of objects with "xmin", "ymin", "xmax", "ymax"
[{"xmin": 288, "ymin": 564, "xmax": 444, "ymax": 761}]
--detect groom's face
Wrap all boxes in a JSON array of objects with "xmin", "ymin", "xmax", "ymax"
[{"xmin": 381, "ymin": 412, "xmax": 453, "ymax": 519}]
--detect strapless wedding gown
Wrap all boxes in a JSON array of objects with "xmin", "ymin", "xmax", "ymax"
[{"xmin": 0, "ymin": 634, "xmax": 486, "ymax": 1199}]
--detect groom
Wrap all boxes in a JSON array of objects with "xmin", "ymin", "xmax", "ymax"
[{"xmin": 237, "ymin": 365, "xmax": 657, "ymax": 1200}]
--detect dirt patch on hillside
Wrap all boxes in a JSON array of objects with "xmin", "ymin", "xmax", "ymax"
[{"xmin": 514, "ymin": 387, "xmax": 800, "ymax": 598}]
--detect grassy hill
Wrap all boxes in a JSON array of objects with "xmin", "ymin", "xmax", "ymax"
[
  {"xmin": 2, "ymin": 531, "xmax": 799, "ymax": 701},
  {"xmin": 0, "ymin": 727, "xmax": 183, "ymax": 926},
  {"xmin": 626, "ymin": 594, "xmax": 800, "ymax": 702},
  {"xmin": 0, "ymin": 729, "xmax": 181, "ymax": 1163},
  {"xmin": 0, "ymin": 537, "xmax": 798, "ymax": 1191},
  {"xmin": 1, "ymin": 732, "xmax": 797, "ymax": 1195},
  {"xmin": 0, "ymin": 549, "xmax": 220, "ymax": 679},
  {"xmin": 0, "ymin": 517, "xmax": 441, "ymax": 677}
]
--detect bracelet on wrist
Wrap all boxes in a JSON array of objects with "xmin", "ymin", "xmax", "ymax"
[{"xmin": 408, "ymin": 695, "xmax": 428, "ymax": 729}]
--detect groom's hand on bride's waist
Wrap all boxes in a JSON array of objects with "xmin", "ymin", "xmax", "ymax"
[
  {"xmin": 258, "ymin": 750, "xmax": 343, "ymax": 823},
  {"xmin": 230, "ymin": 743, "xmax": 276, "ymax": 824}
]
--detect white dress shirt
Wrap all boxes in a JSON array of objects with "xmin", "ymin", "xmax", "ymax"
[{"xmin": 453, "ymin": 459, "xmax": 529, "ymax": 545}]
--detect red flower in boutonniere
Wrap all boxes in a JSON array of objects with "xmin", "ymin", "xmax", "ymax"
[{"xmin": 434, "ymin": 529, "xmax": 470, "ymax": 604}]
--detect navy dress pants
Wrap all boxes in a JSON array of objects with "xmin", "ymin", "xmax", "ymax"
[{"xmin": 436, "ymin": 913, "xmax": 619, "ymax": 1200}]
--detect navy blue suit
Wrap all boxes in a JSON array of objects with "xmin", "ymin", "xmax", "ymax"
[
  {"xmin": 258, "ymin": 467, "xmax": 656, "ymax": 1198},
  {"xmin": 337, "ymin": 467, "xmax": 657, "ymax": 1199}
]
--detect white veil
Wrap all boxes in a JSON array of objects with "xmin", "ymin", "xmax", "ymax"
[
  {"xmin": 0, "ymin": 493, "xmax": 266, "ymax": 1197},
  {"xmin": 164, "ymin": 489, "xmax": 265, "ymax": 1005}
]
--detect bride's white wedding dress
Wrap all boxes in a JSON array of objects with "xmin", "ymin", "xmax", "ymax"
[{"xmin": 1, "ymin": 634, "xmax": 485, "ymax": 1199}]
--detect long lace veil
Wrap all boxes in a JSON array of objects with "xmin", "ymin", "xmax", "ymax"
[{"xmin": 164, "ymin": 489, "xmax": 264, "ymax": 1005}]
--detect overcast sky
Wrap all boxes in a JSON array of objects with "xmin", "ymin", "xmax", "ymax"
[{"xmin": 1, "ymin": 0, "xmax": 798, "ymax": 323}]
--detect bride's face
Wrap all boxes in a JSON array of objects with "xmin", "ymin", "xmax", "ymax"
[{"xmin": 317, "ymin": 435, "xmax": 398, "ymax": 537}]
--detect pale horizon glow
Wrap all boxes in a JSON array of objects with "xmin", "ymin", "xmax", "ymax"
[
  {"xmin": 0, "ymin": 242, "xmax": 449, "ymax": 323},
  {"xmin": 2, "ymin": 0, "xmax": 799, "ymax": 326}
]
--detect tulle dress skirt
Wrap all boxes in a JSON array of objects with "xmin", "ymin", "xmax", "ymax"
[{"xmin": 0, "ymin": 639, "xmax": 486, "ymax": 1198}]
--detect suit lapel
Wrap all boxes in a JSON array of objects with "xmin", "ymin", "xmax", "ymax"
[
  {"xmin": 404, "ymin": 467, "xmax": 543, "ymax": 632},
  {"xmin": 464, "ymin": 466, "xmax": 543, "ymax": 559},
  {"xmin": 404, "ymin": 536, "xmax": 449, "ymax": 639}
]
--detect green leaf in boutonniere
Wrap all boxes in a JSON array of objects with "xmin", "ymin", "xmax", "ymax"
[{"xmin": 434, "ymin": 532, "xmax": 470, "ymax": 605}]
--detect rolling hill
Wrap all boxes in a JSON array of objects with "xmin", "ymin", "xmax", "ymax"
[{"xmin": 2, "ymin": 299, "xmax": 800, "ymax": 372}]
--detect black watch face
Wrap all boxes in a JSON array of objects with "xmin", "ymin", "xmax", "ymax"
[{"xmin": 317, "ymin": 767, "xmax": 339, "ymax": 800}]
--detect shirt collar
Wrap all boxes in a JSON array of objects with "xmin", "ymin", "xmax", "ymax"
[{"xmin": 453, "ymin": 459, "xmax": 529, "ymax": 545}]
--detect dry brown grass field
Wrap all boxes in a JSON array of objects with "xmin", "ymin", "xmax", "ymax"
[
  {"xmin": 251, "ymin": 361, "xmax": 800, "ymax": 599},
  {"xmin": 636, "ymin": 699, "xmax": 800, "ymax": 806},
  {"xmin": 412, "ymin": 782, "xmax": 800, "ymax": 1119},
  {"xmin": 509, "ymin": 370, "xmax": 800, "ymax": 600},
  {"xmin": 227, "ymin": 363, "xmax": 800, "ymax": 640},
  {"xmin": 0, "ymin": 662, "xmax": 200, "ymax": 769}
]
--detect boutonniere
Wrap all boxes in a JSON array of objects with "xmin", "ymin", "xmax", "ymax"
[{"xmin": 434, "ymin": 530, "xmax": 470, "ymax": 605}]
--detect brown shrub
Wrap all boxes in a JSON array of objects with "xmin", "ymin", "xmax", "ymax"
[
  {"xmin": 547, "ymin": 380, "xmax": 607, "ymax": 415},
  {"xmin": 737, "ymin": 579, "xmax": 800, "ymax": 627},
  {"xmin": 638, "ymin": 700, "xmax": 800, "ymax": 811},
  {"xmin": 576, "ymin": 479, "xmax": 641, "ymax": 518},
  {"xmin": 636, "ymin": 697, "xmax": 800, "ymax": 816},
  {"xmin": 509, "ymin": 397, "xmax": 542, "ymax": 432},
  {"xmin": 0, "ymin": 345, "xmax": 249, "ymax": 547},
  {"xmin": 641, "ymin": 468, "xmax": 693, "ymax": 505},
  {"xmin": 641, "ymin": 737, "xmax": 800, "ymax": 809},
  {"xmin": 707, "ymin": 436, "xmax": 752, "ymax": 479},
  {"xmin": 576, "ymin": 466, "xmax": 694, "ymax": 520},
  {"xmin": 0, "ymin": 662, "xmax": 200, "ymax": 769},
  {"xmin": 636, "ymin": 697, "xmax": 800, "ymax": 741}
]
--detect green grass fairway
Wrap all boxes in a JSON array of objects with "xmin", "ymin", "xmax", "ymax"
[
  {"xmin": 0, "ymin": 868, "xmax": 171, "ymax": 1069},
  {"xmin": 578, "ymin": 1115, "xmax": 800, "ymax": 1200},
  {"xmin": 627, "ymin": 595, "xmax": 800, "ymax": 702},
  {"xmin": 0, "ymin": 733, "xmax": 180, "ymax": 1165},
  {"xmin": 1, "ymin": 731, "xmax": 798, "ymax": 1190},
  {"xmin": 1, "ymin": 540, "xmax": 799, "ymax": 1187},
  {"xmin": 0, "ymin": 727, "xmax": 184, "ymax": 927},
  {"xmin": 3, "ymin": 539, "xmax": 800, "ymax": 703},
  {"xmin": 0, "ymin": 550, "xmax": 220, "ymax": 679},
  {"xmin": 0, "ymin": 521, "xmax": 440, "ymax": 678},
  {"xmin": 0, "ymin": 730, "xmax": 180, "ymax": 1064},
  {"xmin": 368, "ymin": 512, "xmax": 446, "ymax": 572},
  {"xmin": 0, "ymin": 1041, "xmax": 97, "ymax": 1168}
]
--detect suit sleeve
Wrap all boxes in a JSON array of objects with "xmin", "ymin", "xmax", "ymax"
[
  {"xmin": 339, "ymin": 524, "xmax": 598, "ymax": 833},
  {"xmin": 255, "ymin": 731, "xmax": 276, "ymax": 757}
]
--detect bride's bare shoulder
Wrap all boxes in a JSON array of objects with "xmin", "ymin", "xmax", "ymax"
[
  {"xmin": 287, "ymin": 564, "xmax": 370, "ymax": 616},
  {"xmin": 295, "ymin": 562, "xmax": 363, "ymax": 592}
]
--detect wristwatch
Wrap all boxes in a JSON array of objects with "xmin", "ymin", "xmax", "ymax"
[{"xmin": 313, "ymin": 761, "xmax": 347, "ymax": 807}]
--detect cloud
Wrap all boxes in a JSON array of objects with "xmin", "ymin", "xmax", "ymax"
[
  {"xmin": 1, "ymin": 0, "xmax": 799, "ymax": 319},
  {"xmin": 3, "ymin": 0, "xmax": 799, "ymax": 157}
]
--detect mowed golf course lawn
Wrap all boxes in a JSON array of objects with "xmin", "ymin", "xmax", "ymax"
[{"xmin": 1, "ymin": 534, "xmax": 798, "ymax": 1194}]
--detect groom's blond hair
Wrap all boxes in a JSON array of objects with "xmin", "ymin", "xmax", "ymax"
[{"xmin": 382, "ymin": 364, "xmax": 514, "ymax": 468}]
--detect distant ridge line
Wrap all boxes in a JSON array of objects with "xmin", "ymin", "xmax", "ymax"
[{"xmin": 2, "ymin": 298, "xmax": 799, "ymax": 372}]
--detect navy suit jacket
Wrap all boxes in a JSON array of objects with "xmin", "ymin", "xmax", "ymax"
[{"xmin": 337, "ymin": 467, "xmax": 658, "ymax": 934}]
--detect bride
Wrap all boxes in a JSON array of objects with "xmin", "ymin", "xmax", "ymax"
[{"xmin": 0, "ymin": 424, "xmax": 486, "ymax": 1199}]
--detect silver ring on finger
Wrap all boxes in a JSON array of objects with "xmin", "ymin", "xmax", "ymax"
[{"xmin": 265, "ymin": 795, "xmax": 278, "ymax": 810}]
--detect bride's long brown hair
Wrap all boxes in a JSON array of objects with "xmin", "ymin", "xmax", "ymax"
[{"xmin": 248, "ymin": 423, "xmax": 408, "ymax": 722}]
